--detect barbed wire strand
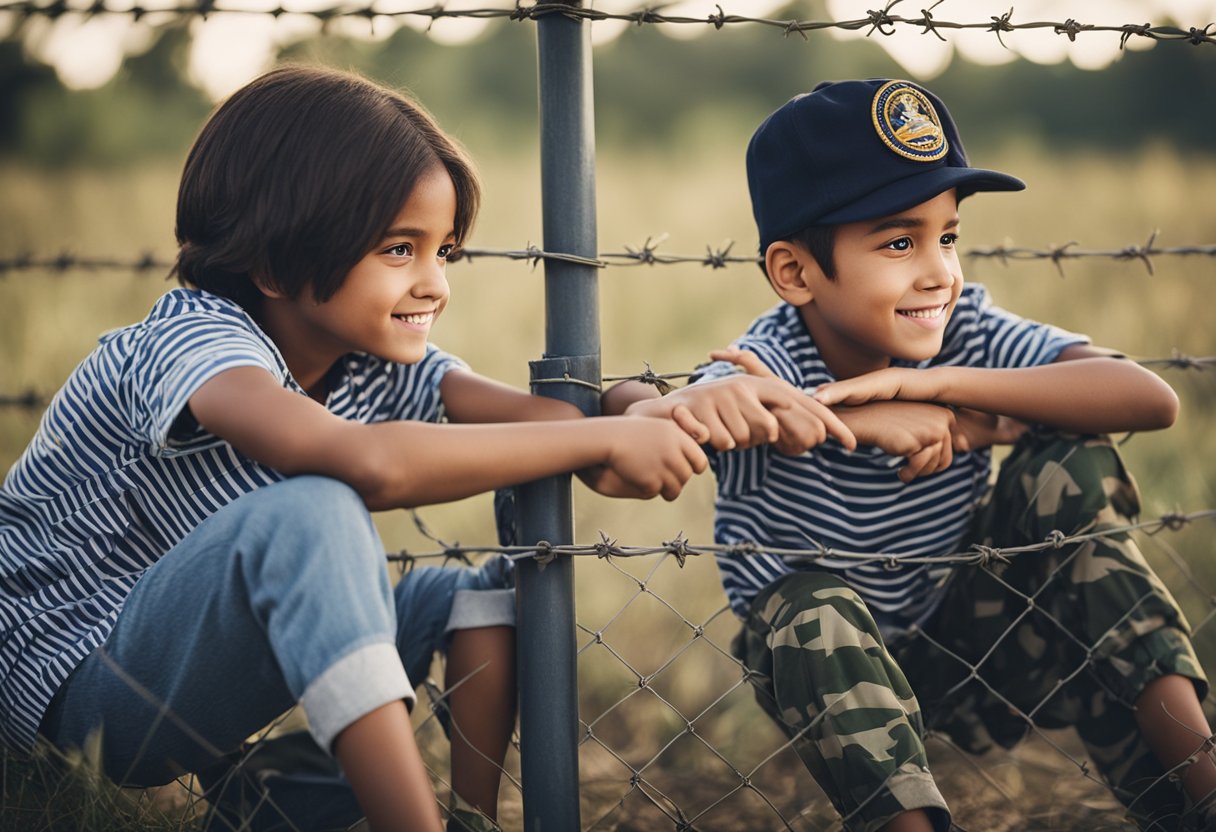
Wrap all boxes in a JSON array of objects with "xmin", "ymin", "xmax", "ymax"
[
  {"xmin": 7, "ymin": 511, "xmax": 1213, "ymax": 827},
  {"xmin": 1, "ymin": 0, "xmax": 1213, "ymax": 46},
  {"xmin": 1, "ymin": 6, "xmax": 1212, "ymax": 831},
  {"xmin": 523, "ymin": 519, "xmax": 1184, "ymax": 829},
  {"xmin": 374, "ymin": 508, "xmax": 1216, "ymax": 571},
  {"xmin": 4, "ymin": 233, "xmax": 1216, "ymax": 279},
  {"xmin": 599, "ymin": 351, "xmax": 1216, "ymax": 387},
  {"xmin": 3, "ymin": 354, "xmax": 1212, "ymax": 412},
  {"xmin": 578, "ymin": 541, "xmax": 1216, "ymax": 829}
]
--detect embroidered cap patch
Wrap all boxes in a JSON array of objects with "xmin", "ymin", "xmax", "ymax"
[{"xmin": 871, "ymin": 81, "xmax": 948, "ymax": 162}]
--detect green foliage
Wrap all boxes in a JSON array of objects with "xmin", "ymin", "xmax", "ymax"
[
  {"xmin": 2, "ymin": 5, "xmax": 1215, "ymax": 165},
  {"xmin": 0, "ymin": 25, "xmax": 211, "ymax": 166},
  {"xmin": 279, "ymin": 22, "xmax": 541, "ymax": 152},
  {"xmin": 588, "ymin": 19, "xmax": 1216, "ymax": 155}
]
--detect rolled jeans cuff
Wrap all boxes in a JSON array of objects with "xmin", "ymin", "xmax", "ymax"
[
  {"xmin": 301, "ymin": 642, "xmax": 414, "ymax": 753},
  {"xmin": 445, "ymin": 587, "xmax": 515, "ymax": 634}
]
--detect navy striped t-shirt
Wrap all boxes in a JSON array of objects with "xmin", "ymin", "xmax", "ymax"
[
  {"xmin": 696, "ymin": 283, "xmax": 1087, "ymax": 636},
  {"xmin": 0, "ymin": 288, "xmax": 464, "ymax": 752}
]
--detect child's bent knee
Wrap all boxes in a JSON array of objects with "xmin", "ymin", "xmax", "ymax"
[
  {"xmin": 1002, "ymin": 433, "xmax": 1141, "ymax": 535},
  {"xmin": 259, "ymin": 475, "xmax": 367, "ymax": 519},
  {"xmin": 759, "ymin": 570, "xmax": 873, "ymax": 630},
  {"xmin": 243, "ymin": 476, "xmax": 379, "ymax": 557},
  {"xmin": 772, "ymin": 569, "xmax": 859, "ymax": 604}
]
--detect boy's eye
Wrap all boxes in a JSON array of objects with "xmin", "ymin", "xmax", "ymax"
[
  {"xmin": 884, "ymin": 237, "xmax": 912, "ymax": 252},
  {"xmin": 385, "ymin": 243, "xmax": 413, "ymax": 257},
  {"xmin": 438, "ymin": 244, "xmax": 455, "ymax": 260},
  {"xmin": 941, "ymin": 233, "xmax": 959, "ymax": 247}
]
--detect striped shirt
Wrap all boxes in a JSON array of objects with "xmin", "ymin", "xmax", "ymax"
[
  {"xmin": 0, "ymin": 288, "xmax": 464, "ymax": 752},
  {"xmin": 697, "ymin": 283, "xmax": 1087, "ymax": 635}
]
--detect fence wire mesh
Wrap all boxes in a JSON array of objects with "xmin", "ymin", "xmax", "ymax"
[
  {"xmin": 3, "ymin": 1, "xmax": 1215, "ymax": 829},
  {"xmin": 1, "ymin": 247, "xmax": 1215, "ymax": 829},
  {"xmin": 0, "ymin": 635, "xmax": 527, "ymax": 831},
  {"xmin": 377, "ymin": 500, "xmax": 1216, "ymax": 831}
]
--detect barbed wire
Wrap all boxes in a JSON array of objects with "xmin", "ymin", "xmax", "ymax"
[
  {"xmin": 1, "ymin": 0, "xmax": 1212, "ymax": 47},
  {"xmin": 0, "ymin": 253, "xmax": 170, "ymax": 275},
  {"xmin": 573, "ymin": 529, "xmax": 1216, "ymax": 830},
  {"xmin": 598, "ymin": 350, "xmax": 1216, "ymax": 388},
  {"xmin": 2, "ymin": 4, "xmax": 1211, "ymax": 828},
  {"xmin": 967, "ymin": 231, "xmax": 1216, "ymax": 278},
  {"xmin": 378, "ymin": 508, "xmax": 1216, "ymax": 574},
  {"xmin": 4, "ymin": 232, "xmax": 1215, "ymax": 280},
  {"xmin": 1137, "ymin": 351, "xmax": 1216, "ymax": 371},
  {"xmin": 0, "ymin": 391, "xmax": 47, "ymax": 410},
  {"xmin": 3, "ymin": 353, "xmax": 1210, "ymax": 412},
  {"xmin": 584, "ymin": 232, "xmax": 1216, "ymax": 278},
  {"xmin": 399, "ymin": 492, "xmax": 1216, "ymax": 829}
]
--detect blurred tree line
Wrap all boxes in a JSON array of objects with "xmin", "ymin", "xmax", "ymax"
[{"xmin": 2, "ymin": 1, "xmax": 1214, "ymax": 166}]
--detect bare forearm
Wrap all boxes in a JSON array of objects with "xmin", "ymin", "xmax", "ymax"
[
  {"xmin": 192, "ymin": 366, "xmax": 703, "ymax": 508},
  {"xmin": 351, "ymin": 420, "xmax": 612, "ymax": 509},
  {"xmin": 602, "ymin": 380, "xmax": 661, "ymax": 415},
  {"xmin": 926, "ymin": 359, "xmax": 1178, "ymax": 433},
  {"xmin": 441, "ymin": 369, "xmax": 584, "ymax": 423}
]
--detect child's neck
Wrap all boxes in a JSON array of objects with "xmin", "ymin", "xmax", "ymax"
[
  {"xmin": 259, "ymin": 298, "xmax": 343, "ymax": 403},
  {"xmin": 798, "ymin": 306, "xmax": 891, "ymax": 380},
  {"xmin": 821, "ymin": 352, "xmax": 891, "ymax": 381}
]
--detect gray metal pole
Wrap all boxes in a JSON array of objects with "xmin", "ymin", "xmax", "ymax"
[{"xmin": 515, "ymin": 2, "xmax": 597, "ymax": 830}]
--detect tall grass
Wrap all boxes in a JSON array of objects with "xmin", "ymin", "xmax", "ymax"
[{"xmin": 1, "ymin": 141, "xmax": 1214, "ymax": 828}]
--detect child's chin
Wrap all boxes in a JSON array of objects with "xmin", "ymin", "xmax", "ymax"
[
  {"xmin": 378, "ymin": 346, "xmax": 427, "ymax": 365},
  {"xmin": 896, "ymin": 342, "xmax": 944, "ymax": 363}
]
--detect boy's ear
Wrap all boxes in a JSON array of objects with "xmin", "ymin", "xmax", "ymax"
[{"xmin": 764, "ymin": 241, "xmax": 817, "ymax": 306}]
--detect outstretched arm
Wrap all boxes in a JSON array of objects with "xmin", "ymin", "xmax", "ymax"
[
  {"xmin": 439, "ymin": 368, "xmax": 585, "ymax": 424},
  {"xmin": 189, "ymin": 366, "xmax": 707, "ymax": 510},
  {"xmin": 602, "ymin": 356, "xmax": 856, "ymax": 455},
  {"xmin": 811, "ymin": 345, "xmax": 1178, "ymax": 434}
]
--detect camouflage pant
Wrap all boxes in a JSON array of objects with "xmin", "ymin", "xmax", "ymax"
[{"xmin": 733, "ymin": 433, "xmax": 1207, "ymax": 832}]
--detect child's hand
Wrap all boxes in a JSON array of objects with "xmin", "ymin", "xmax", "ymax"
[
  {"xmin": 837, "ymin": 401, "xmax": 958, "ymax": 482},
  {"xmin": 626, "ymin": 370, "xmax": 856, "ymax": 456},
  {"xmin": 953, "ymin": 408, "xmax": 1029, "ymax": 450},
  {"xmin": 812, "ymin": 367, "xmax": 943, "ymax": 407},
  {"xmin": 580, "ymin": 416, "xmax": 709, "ymax": 501},
  {"xmin": 711, "ymin": 346, "xmax": 857, "ymax": 454}
]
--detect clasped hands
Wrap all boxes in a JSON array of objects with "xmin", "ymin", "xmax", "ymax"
[{"xmin": 627, "ymin": 349, "xmax": 1028, "ymax": 483}]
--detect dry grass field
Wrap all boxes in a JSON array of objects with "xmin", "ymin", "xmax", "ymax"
[{"xmin": 2, "ymin": 136, "xmax": 1215, "ymax": 829}]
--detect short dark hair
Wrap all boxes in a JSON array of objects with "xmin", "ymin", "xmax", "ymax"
[
  {"xmin": 759, "ymin": 224, "xmax": 836, "ymax": 282},
  {"xmin": 787, "ymin": 224, "xmax": 836, "ymax": 280},
  {"xmin": 173, "ymin": 64, "xmax": 480, "ymax": 313}
]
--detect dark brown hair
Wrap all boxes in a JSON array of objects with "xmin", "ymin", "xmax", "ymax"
[
  {"xmin": 788, "ymin": 224, "xmax": 836, "ymax": 280},
  {"xmin": 759, "ymin": 224, "xmax": 836, "ymax": 282},
  {"xmin": 173, "ymin": 65, "xmax": 480, "ymax": 312}
]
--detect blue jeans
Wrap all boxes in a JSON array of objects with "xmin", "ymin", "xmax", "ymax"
[{"xmin": 38, "ymin": 475, "xmax": 514, "ymax": 792}]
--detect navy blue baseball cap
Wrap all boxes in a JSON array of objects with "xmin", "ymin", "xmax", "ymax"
[{"xmin": 748, "ymin": 79, "xmax": 1024, "ymax": 255}]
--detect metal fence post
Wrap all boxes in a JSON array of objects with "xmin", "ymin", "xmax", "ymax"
[{"xmin": 515, "ymin": 2, "xmax": 597, "ymax": 830}]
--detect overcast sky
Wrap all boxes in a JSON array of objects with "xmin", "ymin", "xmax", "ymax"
[{"xmin": 3, "ymin": 0, "xmax": 1214, "ymax": 99}]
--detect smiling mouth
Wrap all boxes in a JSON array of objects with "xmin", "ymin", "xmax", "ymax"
[
  {"xmin": 393, "ymin": 312, "xmax": 434, "ymax": 325},
  {"xmin": 896, "ymin": 304, "xmax": 947, "ymax": 320}
]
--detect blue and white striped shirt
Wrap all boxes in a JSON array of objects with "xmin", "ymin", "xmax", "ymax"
[
  {"xmin": 0, "ymin": 288, "xmax": 464, "ymax": 752},
  {"xmin": 697, "ymin": 284, "xmax": 1087, "ymax": 635}
]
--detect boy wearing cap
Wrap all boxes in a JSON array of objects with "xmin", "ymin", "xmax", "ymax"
[{"xmin": 607, "ymin": 79, "xmax": 1213, "ymax": 831}]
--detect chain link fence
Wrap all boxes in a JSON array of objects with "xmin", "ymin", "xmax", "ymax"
[{"xmin": 3, "ymin": 2, "xmax": 1216, "ymax": 830}]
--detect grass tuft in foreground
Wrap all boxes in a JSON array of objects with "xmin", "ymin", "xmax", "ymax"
[{"xmin": 1, "ymin": 741, "xmax": 203, "ymax": 832}]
